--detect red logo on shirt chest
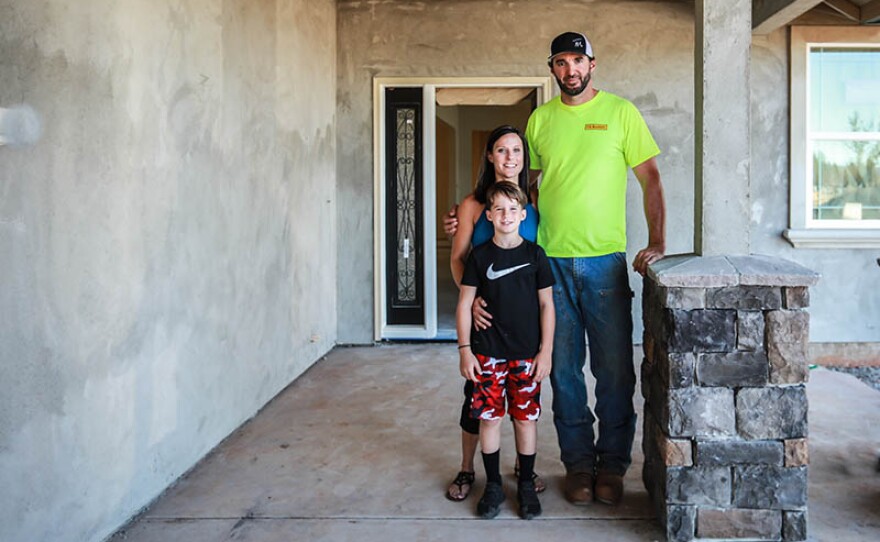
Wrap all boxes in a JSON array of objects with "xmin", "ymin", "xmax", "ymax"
[{"xmin": 584, "ymin": 124, "xmax": 608, "ymax": 131}]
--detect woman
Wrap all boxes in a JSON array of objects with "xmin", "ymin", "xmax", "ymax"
[{"xmin": 445, "ymin": 125, "xmax": 546, "ymax": 501}]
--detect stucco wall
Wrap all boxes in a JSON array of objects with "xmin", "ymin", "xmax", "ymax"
[
  {"xmin": 336, "ymin": 0, "xmax": 697, "ymax": 343},
  {"xmin": 0, "ymin": 1, "xmax": 337, "ymax": 541},
  {"xmin": 751, "ymin": 29, "xmax": 880, "ymax": 342}
]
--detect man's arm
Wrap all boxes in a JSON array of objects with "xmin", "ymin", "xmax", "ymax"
[{"xmin": 631, "ymin": 157, "xmax": 666, "ymax": 276}]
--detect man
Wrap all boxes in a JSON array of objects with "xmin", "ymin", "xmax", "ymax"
[
  {"xmin": 445, "ymin": 31, "xmax": 665, "ymax": 506},
  {"xmin": 526, "ymin": 31, "xmax": 665, "ymax": 506}
]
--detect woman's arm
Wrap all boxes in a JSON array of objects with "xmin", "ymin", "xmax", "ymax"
[{"xmin": 450, "ymin": 196, "xmax": 482, "ymax": 288}]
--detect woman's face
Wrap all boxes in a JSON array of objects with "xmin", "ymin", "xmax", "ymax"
[{"xmin": 488, "ymin": 132, "xmax": 524, "ymax": 183}]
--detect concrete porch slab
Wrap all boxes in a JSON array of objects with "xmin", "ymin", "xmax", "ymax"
[{"xmin": 111, "ymin": 344, "xmax": 880, "ymax": 542}]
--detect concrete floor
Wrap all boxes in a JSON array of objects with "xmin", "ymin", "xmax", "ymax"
[{"xmin": 111, "ymin": 344, "xmax": 880, "ymax": 542}]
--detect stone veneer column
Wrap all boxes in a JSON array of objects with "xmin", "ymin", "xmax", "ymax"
[{"xmin": 641, "ymin": 255, "xmax": 819, "ymax": 542}]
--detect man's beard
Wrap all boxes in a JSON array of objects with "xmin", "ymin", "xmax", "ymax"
[{"xmin": 555, "ymin": 72, "xmax": 590, "ymax": 97}]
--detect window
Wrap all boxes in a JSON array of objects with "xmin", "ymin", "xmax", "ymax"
[{"xmin": 787, "ymin": 26, "xmax": 880, "ymax": 248}]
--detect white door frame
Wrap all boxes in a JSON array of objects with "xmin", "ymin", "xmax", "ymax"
[{"xmin": 374, "ymin": 77, "xmax": 553, "ymax": 340}]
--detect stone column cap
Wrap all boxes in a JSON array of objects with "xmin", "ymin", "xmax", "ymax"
[{"xmin": 647, "ymin": 254, "xmax": 820, "ymax": 288}]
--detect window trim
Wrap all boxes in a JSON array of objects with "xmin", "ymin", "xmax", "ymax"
[{"xmin": 787, "ymin": 26, "xmax": 880, "ymax": 248}]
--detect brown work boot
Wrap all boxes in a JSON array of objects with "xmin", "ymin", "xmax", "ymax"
[
  {"xmin": 563, "ymin": 471, "xmax": 594, "ymax": 505},
  {"xmin": 594, "ymin": 471, "xmax": 624, "ymax": 505}
]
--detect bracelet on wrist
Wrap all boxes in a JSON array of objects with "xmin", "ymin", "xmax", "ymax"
[{"xmin": 457, "ymin": 344, "xmax": 470, "ymax": 350}]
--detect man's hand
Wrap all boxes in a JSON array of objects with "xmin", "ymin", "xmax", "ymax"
[
  {"xmin": 459, "ymin": 350, "xmax": 480, "ymax": 382},
  {"xmin": 633, "ymin": 244, "xmax": 664, "ymax": 276},
  {"xmin": 443, "ymin": 204, "xmax": 459, "ymax": 237},
  {"xmin": 471, "ymin": 296, "xmax": 493, "ymax": 330},
  {"xmin": 531, "ymin": 350, "xmax": 552, "ymax": 383}
]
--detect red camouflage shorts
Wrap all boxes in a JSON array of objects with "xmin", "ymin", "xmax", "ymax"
[{"xmin": 470, "ymin": 354, "xmax": 541, "ymax": 422}]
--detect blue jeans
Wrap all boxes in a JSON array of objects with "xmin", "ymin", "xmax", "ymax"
[{"xmin": 548, "ymin": 253, "xmax": 636, "ymax": 476}]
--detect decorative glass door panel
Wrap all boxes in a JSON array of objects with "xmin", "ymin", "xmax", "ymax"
[{"xmin": 385, "ymin": 88, "xmax": 424, "ymax": 325}]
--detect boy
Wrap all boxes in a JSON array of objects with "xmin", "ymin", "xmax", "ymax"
[{"xmin": 457, "ymin": 182, "xmax": 555, "ymax": 520}]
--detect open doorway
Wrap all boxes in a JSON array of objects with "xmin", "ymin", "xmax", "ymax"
[
  {"xmin": 435, "ymin": 89, "xmax": 537, "ymax": 338},
  {"xmin": 374, "ymin": 78, "xmax": 551, "ymax": 341}
]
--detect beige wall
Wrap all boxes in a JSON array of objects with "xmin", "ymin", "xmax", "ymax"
[
  {"xmin": 336, "ymin": 0, "xmax": 697, "ymax": 343},
  {"xmin": 0, "ymin": 1, "xmax": 337, "ymax": 541}
]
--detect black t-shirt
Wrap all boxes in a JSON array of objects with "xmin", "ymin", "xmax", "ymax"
[{"xmin": 462, "ymin": 239, "xmax": 555, "ymax": 359}]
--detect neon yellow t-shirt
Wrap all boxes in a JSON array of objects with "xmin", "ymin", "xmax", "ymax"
[{"xmin": 526, "ymin": 92, "xmax": 660, "ymax": 257}]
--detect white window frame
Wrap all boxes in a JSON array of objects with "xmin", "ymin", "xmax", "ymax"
[{"xmin": 786, "ymin": 26, "xmax": 880, "ymax": 248}]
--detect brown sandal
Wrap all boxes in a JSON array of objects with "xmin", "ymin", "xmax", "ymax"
[
  {"xmin": 445, "ymin": 470, "xmax": 475, "ymax": 501},
  {"xmin": 514, "ymin": 465, "xmax": 546, "ymax": 494}
]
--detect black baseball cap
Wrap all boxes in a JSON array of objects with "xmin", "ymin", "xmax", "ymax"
[{"xmin": 549, "ymin": 32, "xmax": 594, "ymax": 60}]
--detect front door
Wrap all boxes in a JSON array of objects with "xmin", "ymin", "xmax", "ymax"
[{"xmin": 374, "ymin": 78, "xmax": 551, "ymax": 340}]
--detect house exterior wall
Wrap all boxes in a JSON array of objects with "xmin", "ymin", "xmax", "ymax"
[
  {"xmin": 337, "ymin": 1, "xmax": 880, "ymax": 346},
  {"xmin": 336, "ymin": 0, "xmax": 697, "ymax": 344},
  {"xmin": 751, "ymin": 30, "xmax": 880, "ymax": 343},
  {"xmin": 0, "ymin": 1, "xmax": 337, "ymax": 541}
]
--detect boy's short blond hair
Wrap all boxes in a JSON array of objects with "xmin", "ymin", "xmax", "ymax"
[{"xmin": 486, "ymin": 182, "xmax": 528, "ymax": 209}]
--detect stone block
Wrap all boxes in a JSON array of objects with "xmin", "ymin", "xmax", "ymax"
[
  {"xmin": 642, "ymin": 283, "xmax": 669, "ymax": 340},
  {"xmin": 697, "ymin": 508, "xmax": 782, "ymax": 540},
  {"xmin": 736, "ymin": 386, "xmax": 808, "ymax": 440},
  {"xmin": 707, "ymin": 285, "xmax": 782, "ymax": 310},
  {"xmin": 669, "ymin": 387, "xmax": 736, "ymax": 438},
  {"xmin": 657, "ymin": 351, "xmax": 695, "ymax": 389},
  {"xmin": 768, "ymin": 340, "xmax": 809, "ymax": 384},
  {"xmin": 646, "ymin": 366, "xmax": 670, "ymax": 431},
  {"xmin": 783, "ymin": 510, "xmax": 808, "ymax": 541},
  {"xmin": 696, "ymin": 440, "xmax": 784, "ymax": 466},
  {"xmin": 665, "ymin": 287, "xmax": 706, "ymax": 309},
  {"xmin": 726, "ymin": 254, "xmax": 820, "ymax": 287},
  {"xmin": 668, "ymin": 309, "xmax": 736, "ymax": 353},
  {"xmin": 667, "ymin": 466, "xmax": 732, "ymax": 506},
  {"xmin": 737, "ymin": 310, "xmax": 764, "ymax": 351},
  {"xmin": 696, "ymin": 352, "xmax": 769, "ymax": 387},
  {"xmin": 643, "ymin": 331, "xmax": 656, "ymax": 363},
  {"xmin": 733, "ymin": 466, "xmax": 808, "ymax": 509},
  {"xmin": 784, "ymin": 438, "xmax": 809, "ymax": 467},
  {"xmin": 783, "ymin": 286, "xmax": 810, "ymax": 309},
  {"xmin": 643, "ymin": 456, "xmax": 667, "ymax": 514},
  {"xmin": 667, "ymin": 505, "xmax": 696, "ymax": 542},
  {"xmin": 640, "ymin": 357, "xmax": 653, "ymax": 402},
  {"xmin": 657, "ymin": 432, "xmax": 693, "ymax": 467},
  {"xmin": 766, "ymin": 310, "xmax": 809, "ymax": 344}
]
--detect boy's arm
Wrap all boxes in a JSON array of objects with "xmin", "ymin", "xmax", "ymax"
[
  {"xmin": 531, "ymin": 286, "xmax": 555, "ymax": 382},
  {"xmin": 456, "ymin": 285, "xmax": 481, "ymax": 382}
]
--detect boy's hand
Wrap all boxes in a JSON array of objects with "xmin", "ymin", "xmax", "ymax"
[
  {"xmin": 443, "ymin": 204, "xmax": 459, "ymax": 237},
  {"xmin": 531, "ymin": 350, "xmax": 552, "ymax": 383},
  {"xmin": 472, "ymin": 296, "xmax": 493, "ymax": 330},
  {"xmin": 459, "ymin": 350, "xmax": 480, "ymax": 383}
]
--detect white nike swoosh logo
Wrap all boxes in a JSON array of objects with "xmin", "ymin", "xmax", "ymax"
[{"xmin": 486, "ymin": 263, "xmax": 530, "ymax": 280}]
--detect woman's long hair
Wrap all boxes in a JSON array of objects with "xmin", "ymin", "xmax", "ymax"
[{"xmin": 473, "ymin": 125, "xmax": 531, "ymax": 205}]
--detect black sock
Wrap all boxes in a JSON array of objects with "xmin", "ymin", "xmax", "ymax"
[
  {"xmin": 517, "ymin": 453, "xmax": 536, "ymax": 484},
  {"xmin": 482, "ymin": 450, "xmax": 501, "ymax": 484}
]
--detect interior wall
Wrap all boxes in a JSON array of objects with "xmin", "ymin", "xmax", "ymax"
[
  {"xmin": 336, "ymin": 0, "xmax": 696, "ymax": 344},
  {"xmin": 750, "ymin": 29, "xmax": 880, "ymax": 343},
  {"xmin": 0, "ymin": 1, "xmax": 337, "ymax": 541}
]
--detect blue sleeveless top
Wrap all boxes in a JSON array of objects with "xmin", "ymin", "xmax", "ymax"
[{"xmin": 471, "ymin": 202, "xmax": 539, "ymax": 247}]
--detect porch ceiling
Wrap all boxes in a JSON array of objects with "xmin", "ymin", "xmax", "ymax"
[{"xmin": 754, "ymin": 0, "xmax": 880, "ymax": 34}]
